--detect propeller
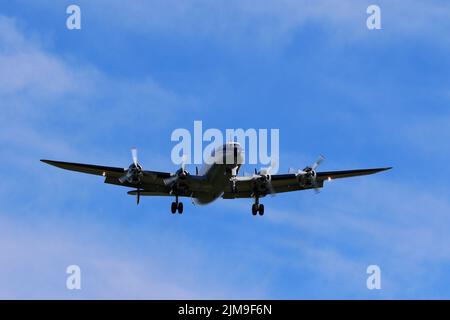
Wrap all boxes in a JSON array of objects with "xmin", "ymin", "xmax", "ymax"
[
  {"xmin": 163, "ymin": 155, "xmax": 189, "ymax": 186},
  {"xmin": 257, "ymin": 160, "xmax": 277, "ymax": 196},
  {"xmin": 291, "ymin": 155, "xmax": 325, "ymax": 193},
  {"xmin": 118, "ymin": 148, "xmax": 143, "ymax": 184}
]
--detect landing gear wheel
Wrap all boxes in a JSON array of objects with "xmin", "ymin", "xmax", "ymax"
[
  {"xmin": 177, "ymin": 202, "xmax": 183, "ymax": 214},
  {"xmin": 258, "ymin": 204, "xmax": 264, "ymax": 216},
  {"xmin": 252, "ymin": 204, "xmax": 258, "ymax": 216},
  {"xmin": 171, "ymin": 202, "xmax": 177, "ymax": 214}
]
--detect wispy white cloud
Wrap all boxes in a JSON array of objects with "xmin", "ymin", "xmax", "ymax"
[
  {"xmin": 0, "ymin": 16, "xmax": 91, "ymax": 99},
  {"xmin": 256, "ymin": 176, "xmax": 450, "ymax": 298},
  {"xmin": 0, "ymin": 213, "xmax": 220, "ymax": 299},
  {"xmin": 0, "ymin": 14, "xmax": 196, "ymax": 167}
]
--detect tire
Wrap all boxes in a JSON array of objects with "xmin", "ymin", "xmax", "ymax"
[
  {"xmin": 258, "ymin": 204, "xmax": 264, "ymax": 216},
  {"xmin": 252, "ymin": 204, "xmax": 258, "ymax": 215},
  {"xmin": 178, "ymin": 202, "xmax": 183, "ymax": 214},
  {"xmin": 171, "ymin": 202, "xmax": 177, "ymax": 214}
]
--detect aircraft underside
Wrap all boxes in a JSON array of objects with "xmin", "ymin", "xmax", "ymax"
[{"xmin": 41, "ymin": 143, "xmax": 391, "ymax": 216}]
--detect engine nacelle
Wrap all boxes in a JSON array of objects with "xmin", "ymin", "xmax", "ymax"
[
  {"xmin": 120, "ymin": 163, "xmax": 143, "ymax": 184},
  {"xmin": 297, "ymin": 169, "xmax": 316, "ymax": 187}
]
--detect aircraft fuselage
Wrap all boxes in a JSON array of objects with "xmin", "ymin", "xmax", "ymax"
[{"xmin": 194, "ymin": 142, "xmax": 243, "ymax": 204}]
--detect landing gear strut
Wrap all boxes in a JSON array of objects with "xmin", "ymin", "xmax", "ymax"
[
  {"xmin": 171, "ymin": 195, "xmax": 183, "ymax": 214},
  {"xmin": 231, "ymin": 180, "xmax": 238, "ymax": 193},
  {"xmin": 251, "ymin": 197, "xmax": 264, "ymax": 216}
]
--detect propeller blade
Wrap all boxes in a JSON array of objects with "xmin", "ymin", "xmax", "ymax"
[
  {"xmin": 131, "ymin": 148, "xmax": 138, "ymax": 167},
  {"xmin": 164, "ymin": 155, "xmax": 189, "ymax": 186},
  {"xmin": 311, "ymin": 155, "xmax": 325, "ymax": 170},
  {"xmin": 118, "ymin": 171, "xmax": 132, "ymax": 184},
  {"xmin": 181, "ymin": 154, "xmax": 187, "ymax": 171},
  {"xmin": 269, "ymin": 159, "xmax": 277, "ymax": 173},
  {"xmin": 258, "ymin": 159, "xmax": 277, "ymax": 175},
  {"xmin": 267, "ymin": 181, "xmax": 276, "ymax": 197},
  {"xmin": 311, "ymin": 172, "xmax": 321, "ymax": 194},
  {"xmin": 163, "ymin": 175, "xmax": 178, "ymax": 186}
]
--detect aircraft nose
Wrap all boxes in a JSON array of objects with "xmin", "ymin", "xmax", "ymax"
[{"xmin": 230, "ymin": 142, "xmax": 242, "ymax": 153}]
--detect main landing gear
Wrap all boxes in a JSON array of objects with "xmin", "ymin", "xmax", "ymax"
[
  {"xmin": 251, "ymin": 197, "xmax": 264, "ymax": 216},
  {"xmin": 171, "ymin": 195, "xmax": 183, "ymax": 214}
]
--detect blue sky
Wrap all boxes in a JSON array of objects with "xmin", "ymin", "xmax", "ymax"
[{"xmin": 1, "ymin": 0, "xmax": 450, "ymax": 299}]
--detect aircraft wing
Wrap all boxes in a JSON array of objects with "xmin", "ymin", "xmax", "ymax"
[
  {"xmin": 40, "ymin": 159, "xmax": 172, "ymax": 188},
  {"xmin": 223, "ymin": 167, "xmax": 392, "ymax": 198},
  {"xmin": 316, "ymin": 167, "xmax": 392, "ymax": 180},
  {"xmin": 40, "ymin": 159, "xmax": 206, "ymax": 197},
  {"xmin": 41, "ymin": 159, "xmax": 126, "ymax": 176}
]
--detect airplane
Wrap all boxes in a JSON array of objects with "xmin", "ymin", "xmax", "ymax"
[{"xmin": 41, "ymin": 142, "xmax": 391, "ymax": 216}]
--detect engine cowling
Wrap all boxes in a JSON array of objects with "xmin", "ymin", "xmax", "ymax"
[
  {"xmin": 256, "ymin": 168, "xmax": 275, "ymax": 196},
  {"xmin": 296, "ymin": 167, "xmax": 317, "ymax": 187},
  {"xmin": 119, "ymin": 163, "xmax": 143, "ymax": 184}
]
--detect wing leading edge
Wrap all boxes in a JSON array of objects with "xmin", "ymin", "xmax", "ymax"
[
  {"xmin": 40, "ymin": 159, "xmax": 125, "ymax": 176},
  {"xmin": 40, "ymin": 159, "xmax": 171, "ymax": 179},
  {"xmin": 316, "ymin": 167, "xmax": 392, "ymax": 181}
]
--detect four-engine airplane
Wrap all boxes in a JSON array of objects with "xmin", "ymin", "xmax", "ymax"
[{"xmin": 41, "ymin": 142, "xmax": 391, "ymax": 216}]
